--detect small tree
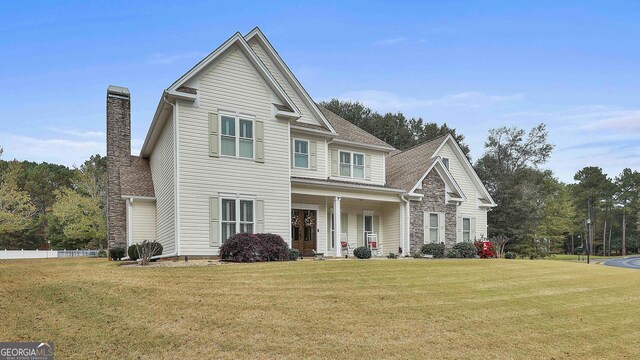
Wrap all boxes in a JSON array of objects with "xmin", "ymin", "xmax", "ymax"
[{"xmin": 490, "ymin": 235, "xmax": 510, "ymax": 258}]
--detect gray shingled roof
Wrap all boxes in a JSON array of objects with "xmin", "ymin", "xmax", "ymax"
[
  {"xmin": 317, "ymin": 105, "xmax": 394, "ymax": 149},
  {"xmin": 120, "ymin": 156, "xmax": 155, "ymax": 198},
  {"xmin": 385, "ymin": 135, "xmax": 450, "ymax": 191}
]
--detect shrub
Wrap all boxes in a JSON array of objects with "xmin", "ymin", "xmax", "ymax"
[
  {"xmin": 411, "ymin": 251, "xmax": 423, "ymax": 259},
  {"xmin": 473, "ymin": 240, "xmax": 496, "ymax": 258},
  {"xmin": 387, "ymin": 252, "xmax": 398, "ymax": 259},
  {"xmin": 446, "ymin": 249, "xmax": 461, "ymax": 258},
  {"xmin": 451, "ymin": 242, "xmax": 477, "ymax": 258},
  {"xmin": 421, "ymin": 243, "xmax": 445, "ymax": 258},
  {"xmin": 353, "ymin": 246, "xmax": 372, "ymax": 259},
  {"xmin": 504, "ymin": 251, "xmax": 517, "ymax": 259},
  {"xmin": 289, "ymin": 248, "xmax": 300, "ymax": 261},
  {"xmin": 131, "ymin": 241, "xmax": 163, "ymax": 265},
  {"xmin": 219, "ymin": 233, "xmax": 290, "ymax": 263},
  {"xmin": 108, "ymin": 247, "xmax": 125, "ymax": 261},
  {"xmin": 255, "ymin": 233, "xmax": 289, "ymax": 261},
  {"xmin": 98, "ymin": 249, "xmax": 107, "ymax": 258},
  {"xmin": 128, "ymin": 245, "xmax": 139, "ymax": 261}
]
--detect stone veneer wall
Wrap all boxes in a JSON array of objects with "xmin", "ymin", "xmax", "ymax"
[
  {"xmin": 106, "ymin": 86, "xmax": 131, "ymax": 251},
  {"xmin": 409, "ymin": 170, "xmax": 457, "ymax": 253}
]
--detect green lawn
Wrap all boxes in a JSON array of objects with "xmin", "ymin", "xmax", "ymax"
[
  {"xmin": 550, "ymin": 254, "xmax": 620, "ymax": 261},
  {"xmin": 1, "ymin": 258, "xmax": 640, "ymax": 359}
]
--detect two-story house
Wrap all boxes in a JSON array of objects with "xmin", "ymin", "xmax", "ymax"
[{"xmin": 106, "ymin": 28, "xmax": 495, "ymax": 258}]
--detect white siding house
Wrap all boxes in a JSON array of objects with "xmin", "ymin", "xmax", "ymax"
[{"xmin": 109, "ymin": 28, "xmax": 496, "ymax": 258}]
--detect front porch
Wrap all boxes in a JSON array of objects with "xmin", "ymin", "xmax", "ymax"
[{"xmin": 291, "ymin": 182, "xmax": 405, "ymax": 258}]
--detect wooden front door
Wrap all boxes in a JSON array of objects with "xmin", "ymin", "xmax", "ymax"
[{"xmin": 291, "ymin": 209, "xmax": 317, "ymax": 257}]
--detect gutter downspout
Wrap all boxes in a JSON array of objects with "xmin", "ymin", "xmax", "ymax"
[
  {"xmin": 400, "ymin": 194, "xmax": 411, "ymax": 257},
  {"xmin": 154, "ymin": 92, "xmax": 179, "ymax": 260}
]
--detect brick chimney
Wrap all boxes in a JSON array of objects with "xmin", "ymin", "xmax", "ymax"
[{"xmin": 106, "ymin": 85, "xmax": 131, "ymax": 251}]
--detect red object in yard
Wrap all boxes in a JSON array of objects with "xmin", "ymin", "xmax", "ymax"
[{"xmin": 370, "ymin": 241, "xmax": 377, "ymax": 249}]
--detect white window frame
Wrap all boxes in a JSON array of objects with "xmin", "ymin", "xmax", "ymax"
[
  {"xmin": 462, "ymin": 217, "xmax": 471, "ymax": 242},
  {"xmin": 220, "ymin": 197, "xmax": 256, "ymax": 242},
  {"xmin": 442, "ymin": 157, "xmax": 450, "ymax": 170},
  {"xmin": 338, "ymin": 151, "xmax": 365, "ymax": 179},
  {"xmin": 426, "ymin": 212, "xmax": 439, "ymax": 244},
  {"xmin": 219, "ymin": 112, "xmax": 255, "ymax": 160},
  {"xmin": 293, "ymin": 138, "xmax": 310, "ymax": 169}
]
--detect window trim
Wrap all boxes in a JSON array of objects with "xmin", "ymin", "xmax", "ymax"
[
  {"xmin": 462, "ymin": 217, "xmax": 471, "ymax": 242},
  {"xmin": 220, "ymin": 197, "xmax": 256, "ymax": 242},
  {"xmin": 219, "ymin": 112, "xmax": 255, "ymax": 160},
  {"xmin": 293, "ymin": 138, "xmax": 310, "ymax": 169},
  {"xmin": 426, "ymin": 212, "xmax": 439, "ymax": 244},
  {"xmin": 338, "ymin": 150, "xmax": 366, "ymax": 179}
]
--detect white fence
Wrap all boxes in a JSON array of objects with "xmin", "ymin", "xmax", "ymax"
[{"xmin": 0, "ymin": 249, "xmax": 100, "ymax": 260}]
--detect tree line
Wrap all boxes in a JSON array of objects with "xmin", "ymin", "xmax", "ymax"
[
  {"xmin": 0, "ymin": 146, "xmax": 107, "ymax": 250},
  {"xmin": 1, "ymin": 100, "xmax": 638, "ymax": 256},
  {"xmin": 323, "ymin": 99, "xmax": 640, "ymax": 257}
]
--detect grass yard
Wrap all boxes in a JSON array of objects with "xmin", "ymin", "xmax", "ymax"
[
  {"xmin": 550, "ymin": 254, "xmax": 619, "ymax": 261},
  {"xmin": 2, "ymin": 258, "xmax": 640, "ymax": 359}
]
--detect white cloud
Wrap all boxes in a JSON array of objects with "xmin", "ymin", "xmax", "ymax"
[
  {"xmin": 147, "ymin": 51, "xmax": 205, "ymax": 65},
  {"xmin": 46, "ymin": 127, "xmax": 105, "ymax": 138},
  {"xmin": 328, "ymin": 89, "xmax": 640, "ymax": 183},
  {"xmin": 373, "ymin": 37, "xmax": 408, "ymax": 46},
  {"xmin": 336, "ymin": 90, "xmax": 524, "ymax": 112},
  {"xmin": 0, "ymin": 133, "xmax": 144, "ymax": 167}
]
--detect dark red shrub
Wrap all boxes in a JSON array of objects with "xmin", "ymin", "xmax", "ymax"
[
  {"xmin": 255, "ymin": 233, "xmax": 290, "ymax": 261},
  {"xmin": 219, "ymin": 233, "xmax": 290, "ymax": 262},
  {"xmin": 474, "ymin": 240, "xmax": 496, "ymax": 258}
]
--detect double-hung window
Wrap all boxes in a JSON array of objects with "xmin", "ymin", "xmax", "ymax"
[
  {"xmin": 339, "ymin": 151, "xmax": 365, "ymax": 178},
  {"xmin": 221, "ymin": 198, "xmax": 255, "ymax": 241},
  {"xmin": 428, "ymin": 213, "xmax": 439, "ymax": 243},
  {"xmin": 462, "ymin": 218, "xmax": 471, "ymax": 242},
  {"xmin": 294, "ymin": 139, "xmax": 309, "ymax": 168},
  {"xmin": 220, "ymin": 114, "xmax": 254, "ymax": 159}
]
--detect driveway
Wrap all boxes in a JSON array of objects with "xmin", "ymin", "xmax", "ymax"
[{"xmin": 602, "ymin": 256, "xmax": 640, "ymax": 269}]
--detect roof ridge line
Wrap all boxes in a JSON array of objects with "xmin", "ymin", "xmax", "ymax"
[{"xmin": 389, "ymin": 133, "xmax": 450, "ymax": 157}]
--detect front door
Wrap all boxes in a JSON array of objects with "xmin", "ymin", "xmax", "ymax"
[{"xmin": 291, "ymin": 209, "xmax": 317, "ymax": 257}]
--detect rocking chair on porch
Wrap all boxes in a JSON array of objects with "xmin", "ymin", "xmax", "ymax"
[
  {"xmin": 367, "ymin": 233, "xmax": 383, "ymax": 257},
  {"xmin": 340, "ymin": 233, "xmax": 355, "ymax": 258}
]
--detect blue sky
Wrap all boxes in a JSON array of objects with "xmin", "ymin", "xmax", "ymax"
[{"xmin": 0, "ymin": 1, "xmax": 638, "ymax": 182}]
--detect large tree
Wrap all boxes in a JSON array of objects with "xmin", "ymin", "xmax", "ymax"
[
  {"xmin": 573, "ymin": 167, "xmax": 614, "ymax": 254},
  {"xmin": 48, "ymin": 188, "xmax": 106, "ymax": 249},
  {"xmin": 0, "ymin": 162, "xmax": 37, "ymax": 248},
  {"xmin": 614, "ymin": 168, "xmax": 640, "ymax": 256},
  {"xmin": 320, "ymin": 99, "xmax": 471, "ymax": 157},
  {"xmin": 535, "ymin": 177, "xmax": 576, "ymax": 252},
  {"xmin": 475, "ymin": 124, "xmax": 555, "ymax": 248}
]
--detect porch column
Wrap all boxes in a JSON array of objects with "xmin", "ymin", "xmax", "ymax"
[{"xmin": 334, "ymin": 196, "xmax": 341, "ymax": 257}]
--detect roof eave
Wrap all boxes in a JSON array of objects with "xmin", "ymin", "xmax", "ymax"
[{"xmin": 291, "ymin": 177, "xmax": 405, "ymax": 194}]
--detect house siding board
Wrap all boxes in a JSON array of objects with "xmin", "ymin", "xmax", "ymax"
[
  {"xmin": 177, "ymin": 46, "xmax": 291, "ymax": 255},
  {"xmin": 290, "ymin": 132, "xmax": 326, "ymax": 180},
  {"xmin": 248, "ymin": 40, "xmax": 322, "ymax": 127},
  {"xmin": 437, "ymin": 142, "xmax": 488, "ymax": 240},
  {"xmin": 409, "ymin": 171, "xmax": 457, "ymax": 253},
  {"xmin": 328, "ymin": 144, "xmax": 385, "ymax": 186},
  {"xmin": 131, "ymin": 201, "xmax": 157, "ymax": 244},
  {"xmin": 149, "ymin": 114, "xmax": 175, "ymax": 255}
]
